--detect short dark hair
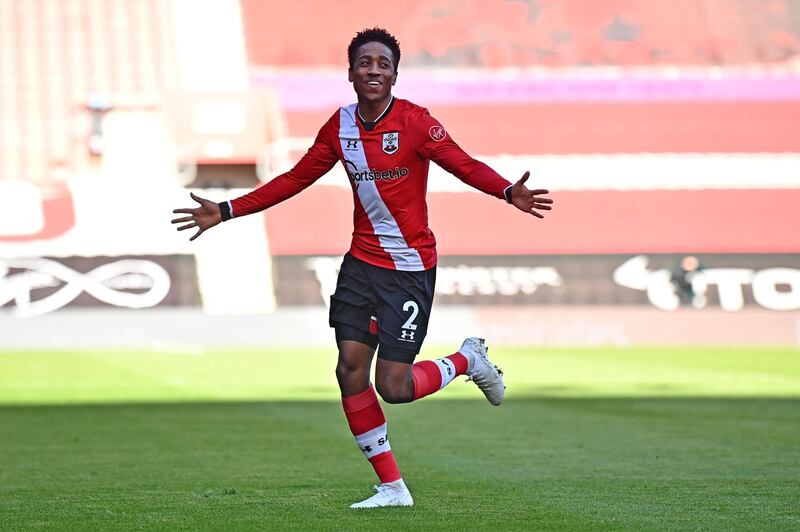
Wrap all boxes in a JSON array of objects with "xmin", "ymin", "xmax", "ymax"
[{"xmin": 348, "ymin": 28, "xmax": 401, "ymax": 71}]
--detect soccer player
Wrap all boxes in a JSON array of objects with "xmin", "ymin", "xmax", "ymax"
[{"xmin": 172, "ymin": 28, "xmax": 553, "ymax": 508}]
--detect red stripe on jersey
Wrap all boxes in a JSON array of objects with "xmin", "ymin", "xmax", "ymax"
[{"xmin": 349, "ymin": 192, "xmax": 401, "ymax": 270}]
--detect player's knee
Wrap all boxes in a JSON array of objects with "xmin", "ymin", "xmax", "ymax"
[
  {"xmin": 375, "ymin": 381, "xmax": 413, "ymax": 404},
  {"xmin": 335, "ymin": 358, "xmax": 363, "ymax": 384}
]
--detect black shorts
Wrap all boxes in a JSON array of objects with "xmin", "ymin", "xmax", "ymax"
[{"xmin": 329, "ymin": 253, "xmax": 436, "ymax": 364}]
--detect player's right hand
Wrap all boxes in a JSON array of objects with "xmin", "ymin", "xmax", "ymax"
[{"xmin": 171, "ymin": 192, "xmax": 222, "ymax": 241}]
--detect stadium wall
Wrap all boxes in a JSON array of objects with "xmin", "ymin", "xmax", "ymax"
[{"xmin": 1, "ymin": 180, "xmax": 798, "ymax": 347}]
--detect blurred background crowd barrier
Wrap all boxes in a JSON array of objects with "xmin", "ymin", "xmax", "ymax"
[{"xmin": 1, "ymin": 0, "xmax": 799, "ymax": 347}]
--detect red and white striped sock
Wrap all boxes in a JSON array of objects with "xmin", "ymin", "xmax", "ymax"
[
  {"xmin": 411, "ymin": 351, "xmax": 470, "ymax": 401},
  {"xmin": 341, "ymin": 385, "xmax": 401, "ymax": 484}
]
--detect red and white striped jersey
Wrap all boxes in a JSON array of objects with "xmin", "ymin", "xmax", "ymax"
[{"xmin": 225, "ymin": 98, "xmax": 512, "ymax": 271}]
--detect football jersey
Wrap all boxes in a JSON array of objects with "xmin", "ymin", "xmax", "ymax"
[{"xmin": 223, "ymin": 97, "xmax": 512, "ymax": 271}]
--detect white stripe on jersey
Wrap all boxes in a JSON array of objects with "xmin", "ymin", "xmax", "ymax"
[{"xmin": 338, "ymin": 104, "xmax": 424, "ymax": 271}]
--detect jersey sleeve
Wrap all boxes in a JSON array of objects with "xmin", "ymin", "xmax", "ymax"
[
  {"xmin": 221, "ymin": 116, "xmax": 339, "ymax": 219},
  {"xmin": 413, "ymin": 110, "xmax": 512, "ymax": 201}
]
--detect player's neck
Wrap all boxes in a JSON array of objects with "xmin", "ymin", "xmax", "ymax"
[{"xmin": 357, "ymin": 95, "xmax": 393, "ymax": 123}]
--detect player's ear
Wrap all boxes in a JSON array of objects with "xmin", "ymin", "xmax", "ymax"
[
  {"xmin": 391, "ymin": 71, "xmax": 397, "ymax": 86},
  {"xmin": 348, "ymin": 67, "xmax": 354, "ymax": 83}
]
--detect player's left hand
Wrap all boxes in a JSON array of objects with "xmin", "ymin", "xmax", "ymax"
[{"xmin": 510, "ymin": 171, "xmax": 553, "ymax": 218}]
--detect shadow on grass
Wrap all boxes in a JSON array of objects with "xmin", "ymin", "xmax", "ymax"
[{"xmin": 1, "ymin": 398, "xmax": 798, "ymax": 530}]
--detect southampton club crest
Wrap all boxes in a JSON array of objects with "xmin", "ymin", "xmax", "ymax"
[{"xmin": 382, "ymin": 131, "xmax": 399, "ymax": 154}]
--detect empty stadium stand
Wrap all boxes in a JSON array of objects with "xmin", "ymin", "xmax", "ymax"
[
  {"xmin": 0, "ymin": 0, "xmax": 177, "ymax": 183},
  {"xmin": 241, "ymin": 0, "xmax": 800, "ymax": 68},
  {"xmin": 3, "ymin": 1, "xmax": 799, "ymax": 217},
  {"xmin": 240, "ymin": 0, "xmax": 800, "ymax": 156}
]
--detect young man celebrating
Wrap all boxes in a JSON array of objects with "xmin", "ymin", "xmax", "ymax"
[{"xmin": 172, "ymin": 28, "xmax": 553, "ymax": 508}]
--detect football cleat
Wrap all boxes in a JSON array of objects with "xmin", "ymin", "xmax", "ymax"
[
  {"xmin": 461, "ymin": 337, "xmax": 506, "ymax": 406},
  {"xmin": 349, "ymin": 479, "xmax": 414, "ymax": 509}
]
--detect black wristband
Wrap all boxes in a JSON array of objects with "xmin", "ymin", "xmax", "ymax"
[
  {"xmin": 503, "ymin": 185, "xmax": 513, "ymax": 204},
  {"xmin": 218, "ymin": 201, "xmax": 232, "ymax": 221}
]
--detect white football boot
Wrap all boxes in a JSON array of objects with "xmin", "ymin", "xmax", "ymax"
[
  {"xmin": 349, "ymin": 479, "xmax": 414, "ymax": 509},
  {"xmin": 461, "ymin": 337, "xmax": 506, "ymax": 406}
]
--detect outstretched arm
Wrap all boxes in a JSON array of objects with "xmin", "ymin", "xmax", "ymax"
[
  {"xmin": 415, "ymin": 111, "xmax": 553, "ymax": 218},
  {"xmin": 172, "ymin": 114, "xmax": 340, "ymax": 241},
  {"xmin": 171, "ymin": 192, "xmax": 222, "ymax": 241},
  {"xmin": 509, "ymin": 171, "xmax": 553, "ymax": 218}
]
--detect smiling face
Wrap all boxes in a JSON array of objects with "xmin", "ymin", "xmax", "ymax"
[{"xmin": 348, "ymin": 41, "xmax": 397, "ymax": 106}]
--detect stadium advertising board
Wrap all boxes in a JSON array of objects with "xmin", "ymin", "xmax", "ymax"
[
  {"xmin": 0, "ymin": 255, "xmax": 200, "ymax": 317},
  {"xmin": 2, "ymin": 181, "xmax": 797, "ymax": 315},
  {"xmin": 273, "ymin": 254, "xmax": 800, "ymax": 311},
  {"xmin": 0, "ymin": 181, "xmax": 274, "ymax": 315}
]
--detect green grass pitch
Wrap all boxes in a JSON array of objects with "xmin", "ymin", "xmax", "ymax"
[{"xmin": 1, "ymin": 346, "xmax": 799, "ymax": 530}]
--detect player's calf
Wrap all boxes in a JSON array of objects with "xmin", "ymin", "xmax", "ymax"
[
  {"xmin": 375, "ymin": 360, "xmax": 416, "ymax": 403},
  {"xmin": 410, "ymin": 348, "xmax": 470, "ymax": 400}
]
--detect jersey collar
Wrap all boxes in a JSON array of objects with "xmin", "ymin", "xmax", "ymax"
[{"xmin": 357, "ymin": 96, "xmax": 394, "ymax": 131}]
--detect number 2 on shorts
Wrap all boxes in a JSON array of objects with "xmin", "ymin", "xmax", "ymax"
[{"xmin": 402, "ymin": 300, "xmax": 419, "ymax": 330}]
